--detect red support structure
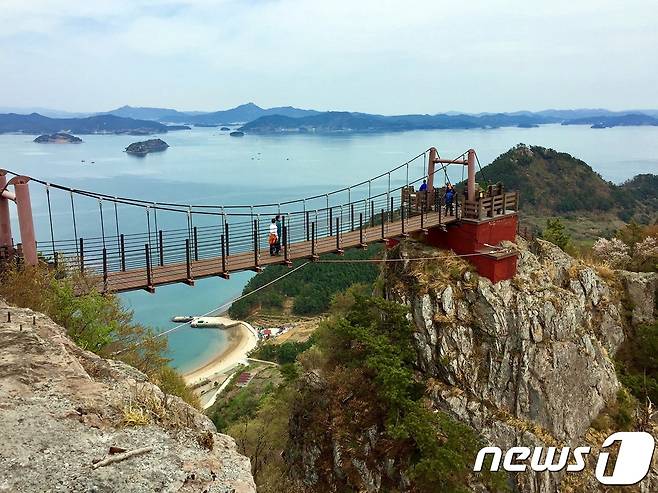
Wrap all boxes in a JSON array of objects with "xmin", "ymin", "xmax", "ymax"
[
  {"xmin": 467, "ymin": 149, "xmax": 476, "ymax": 202},
  {"xmin": 8, "ymin": 176, "xmax": 37, "ymax": 266},
  {"xmin": 427, "ymin": 147, "xmax": 437, "ymax": 192},
  {"xmin": 425, "ymin": 214, "xmax": 519, "ymax": 283},
  {"xmin": 0, "ymin": 171, "xmax": 13, "ymax": 250}
]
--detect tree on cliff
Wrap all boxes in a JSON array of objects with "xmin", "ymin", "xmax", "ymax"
[{"xmin": 542, "ymin": 218, "xmax": 571, "ymax": 250}]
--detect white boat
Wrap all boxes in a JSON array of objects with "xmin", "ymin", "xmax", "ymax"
[{"xmin": 191, "ymin": 316, "xmax": 241, "ymax": 329}]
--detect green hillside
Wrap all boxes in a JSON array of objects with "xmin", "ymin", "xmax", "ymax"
[
  {"xmin": 474, "ymin": 144, "xmax": 657, "ymax": 226},
  {"xmin": 228, "ymin": 244, "xmax": 383, "ymax": 319}
]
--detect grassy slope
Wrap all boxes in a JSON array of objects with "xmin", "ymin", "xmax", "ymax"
[{"xmin": 473, "ymin": 144, "xmax": 657, "ymax": 239}]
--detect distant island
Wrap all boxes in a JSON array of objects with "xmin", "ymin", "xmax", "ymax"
[
  {"xmin": 125, "ymin": 138, "xmax": 169, "ymax": 156},
  {"xmin": 237, "ymin": 111, "xmax": 551, "ymax": 134},
  {"xmin": 561, "ymin": 113, "xmax": 658, "ymax": 129},
  {"xmin": 239, "ymin": 110, "xmax": 658, "ymax": 134},
  {"xmin": 0, "ymin": 113, "xmax": 190, "ymax": 135},
  {"xmin": 2, "ymin": 104, "xmax": 658, "ymax": 136},
  {"xmin": 33, "ymin": 132, "xmax": 82, "ymax": 144}
]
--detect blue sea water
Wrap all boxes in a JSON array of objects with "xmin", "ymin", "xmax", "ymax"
[{"xmin": 1, "ymin": 124, "xmax": 656, "ymax": 372}]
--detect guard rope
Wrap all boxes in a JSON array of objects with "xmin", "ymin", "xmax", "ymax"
[{"xmin": 110, "ymin": 260, "xmax": 312, "ymax": 356}]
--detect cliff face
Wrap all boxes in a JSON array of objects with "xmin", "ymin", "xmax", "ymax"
[
  {"xmin": 287, "ymin": 238, "xmax": 657, "ymax": 492},
  {"xmin": 386, "ymin": 238, "xmax": 657, "ymax": 492},
  {"xmin": 0, "ymin": 299, "xmax": 256, "ymax": 492}
]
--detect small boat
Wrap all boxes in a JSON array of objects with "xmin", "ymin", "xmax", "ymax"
[
  {"xmin": 190, "ymin": 316, "xmax": 241, "ymax": 329},
  {"xmin": 229, "ymin": 131, "xmax": 245, "ymax": 137}
]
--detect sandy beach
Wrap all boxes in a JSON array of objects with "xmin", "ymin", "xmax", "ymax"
[{"xmin": 183, "ymin": 319, "xmax": 258, "ymax": 387}]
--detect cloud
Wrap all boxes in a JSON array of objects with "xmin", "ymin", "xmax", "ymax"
[{"xmin": 0, "ymin": 0, "xmax": 656, "ymax": 112}]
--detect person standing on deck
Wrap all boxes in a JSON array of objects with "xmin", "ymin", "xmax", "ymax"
[
  {"xmin": 269, "ymin": 218, "xmax": 278, "ymax": 256},
  {"xmin": 445, "ymin": 184, "xmax": 455, "ymax": 215},
  {"xmin": 275, "ymin": 214, "xmax": 282, "ymax": 255}
]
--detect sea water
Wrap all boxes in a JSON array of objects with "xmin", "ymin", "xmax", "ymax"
[{"xmin": 1, "ymin": 124, "xmax": 657, "ymax": 371}]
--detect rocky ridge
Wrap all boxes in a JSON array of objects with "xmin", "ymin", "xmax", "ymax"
[
  {"xmin": 287, "ymin": 237, "xmax": 657, "ymax": 492},
  {"xmin": 387, "ymin": 238, "xmax": 657, "ymax": 492},
  {"xmin": 0, "ymin": 299, "xmax": 256, "ymax": 492}
]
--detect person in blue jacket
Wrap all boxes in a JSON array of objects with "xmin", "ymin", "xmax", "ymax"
[{"xmin": 445, "ymin": 184, "xmax": 455, "ymax": 215}]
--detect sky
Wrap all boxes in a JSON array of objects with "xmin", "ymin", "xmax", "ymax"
[{"xmin": 1, "ymin": 0, "xmax": 657, "ymax": 114}]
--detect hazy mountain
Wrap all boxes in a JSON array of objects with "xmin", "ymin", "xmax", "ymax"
[
  {"xmin": 0, "ymin": 107, "xmax": 91, "ymax": 118},
  {"xmin": 181, "ymin": 102, "xmax": 321, "ymax": 125},
  {"xmin": 0, "ymin": 113, "xmax": 189, "ymax": 135},
  {"xmin": 98, "ymin": 105, "xmax": 202, "ymax": 122}
]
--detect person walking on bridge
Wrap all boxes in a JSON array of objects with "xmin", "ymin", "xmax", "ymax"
[
  {"xmin": 275, "ymin": 214, "xmax": 282, "ymax": 255},
  {"xmin": 269, "ymin": 218, "xmax": 278, "ymax": 256}
]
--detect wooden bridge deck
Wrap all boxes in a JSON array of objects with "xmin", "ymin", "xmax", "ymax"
[{"xmin": 102, "ymin": 211, "xmax": 455, "ymax": 293}]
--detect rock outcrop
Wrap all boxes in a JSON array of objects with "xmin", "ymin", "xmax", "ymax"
[
  {"xmin": 0, "ymin": 299, "xmax": 256, "ymax": 492},
  {"xmin": 286, "ymin": 237, "xmax": 657, "ymax": 492},
  {"xmin": 385, "ymin": 238, "xmax": 657, "ymax": 492}
]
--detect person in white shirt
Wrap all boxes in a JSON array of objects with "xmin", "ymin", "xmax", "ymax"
[{"xmin": 268, "ymin": 218, "xmax": 279, "ymax": 256}]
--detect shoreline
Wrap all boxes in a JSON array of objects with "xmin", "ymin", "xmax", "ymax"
[{"xmin": 182, "ymin": 318, "xmax": 258, "ymax": 387}]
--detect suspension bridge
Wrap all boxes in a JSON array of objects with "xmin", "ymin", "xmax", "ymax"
[{"xmin": 0, "ymin": 147, "xmax": 520, "ymax": 293}]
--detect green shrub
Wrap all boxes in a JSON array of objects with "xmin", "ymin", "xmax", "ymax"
[
  {"xmin": 616, "ymin": 321, "xmax": 658, "ymax": 405},
  {"xmin": 316, "ymin": 294, "xmax": 507, "ymax": 491},
  {"xmin": 541, "ymin": 218, "xmax": 571, "ymax": 250},
  {"xmin": 251, "ymin": 338, "xmax": 315, "ymax": 365}
]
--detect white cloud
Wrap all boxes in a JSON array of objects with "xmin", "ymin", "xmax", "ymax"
[{"xmin": 0, "ymin": 0, "xmax": 656, "ymax": 112}]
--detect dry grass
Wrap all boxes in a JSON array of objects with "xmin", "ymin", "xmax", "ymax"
[
  {"xmin": 121, "ymin": 406, "xmax": 151, "ymax": 426},
  {"xmin": 118, "ymin": 383, "xmax": 199, "ymax": 430},
  {"xmin": 494, "ymin": 409, "xmax": 558, "ymax": 447},
  {"xmin": 388, "ymin": 240, "xmax": 474, "ymax": 293}
]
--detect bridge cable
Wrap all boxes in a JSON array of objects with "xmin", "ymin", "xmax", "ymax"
[
  {"xmin": 109, "ymin": 260, "xmax": 311, "ymax": 356},
  {"xmin": 114, "ymin": 199, "xmax": 120, "ymax": 253},
  {"xmin": 474, "ymin": 151, "xmax": 487, "ymax": 184},
  {"xmin": 153, "ymin": 204, "xmax": 159, "ymax": 248},
  {"xmin": 146, "ymin": 206, "xmax": 153, "ymax": 268},
  {"xmin": 70, "ymin": 191, "xmax": 79, "ymax": 255},
  {"xmin": 0, "ymin": 149, "xmax": 435, "ymax": 211},
  {"xmin": 45, "ymin": 185, "xmax": 56, "ymax": 266},
  {"xmin": 99, "ymin": 199, "xmax": 106, "ymax": 250},
  {"xmin": 314, "ymin": 250, "xmax": 512, "ymax": 264},
  {"xmin": 108, "ymin": 242, "xmax": 514, "ymax": 357}
]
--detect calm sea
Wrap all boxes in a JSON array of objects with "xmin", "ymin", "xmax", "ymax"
[{"xmin": 1, "ymin": 124, "xmax": 657, "ymax": 372}]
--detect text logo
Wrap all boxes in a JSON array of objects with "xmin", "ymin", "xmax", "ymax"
[{"xmin": 474, "ymin": 432, "xmax": 655, "ymax": 485}]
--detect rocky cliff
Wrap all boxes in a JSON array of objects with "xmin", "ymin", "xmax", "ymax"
[
  {"xmin": 0, "ymin": 299, "xmax": 256, "ymax": 492},
  {"xmin": 287, "ymin": 237, "xmax": 658, "ymax": 492},
  {"xmin": 389, "ymin": 238, "xmax": 657, "ymax": 492}
]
